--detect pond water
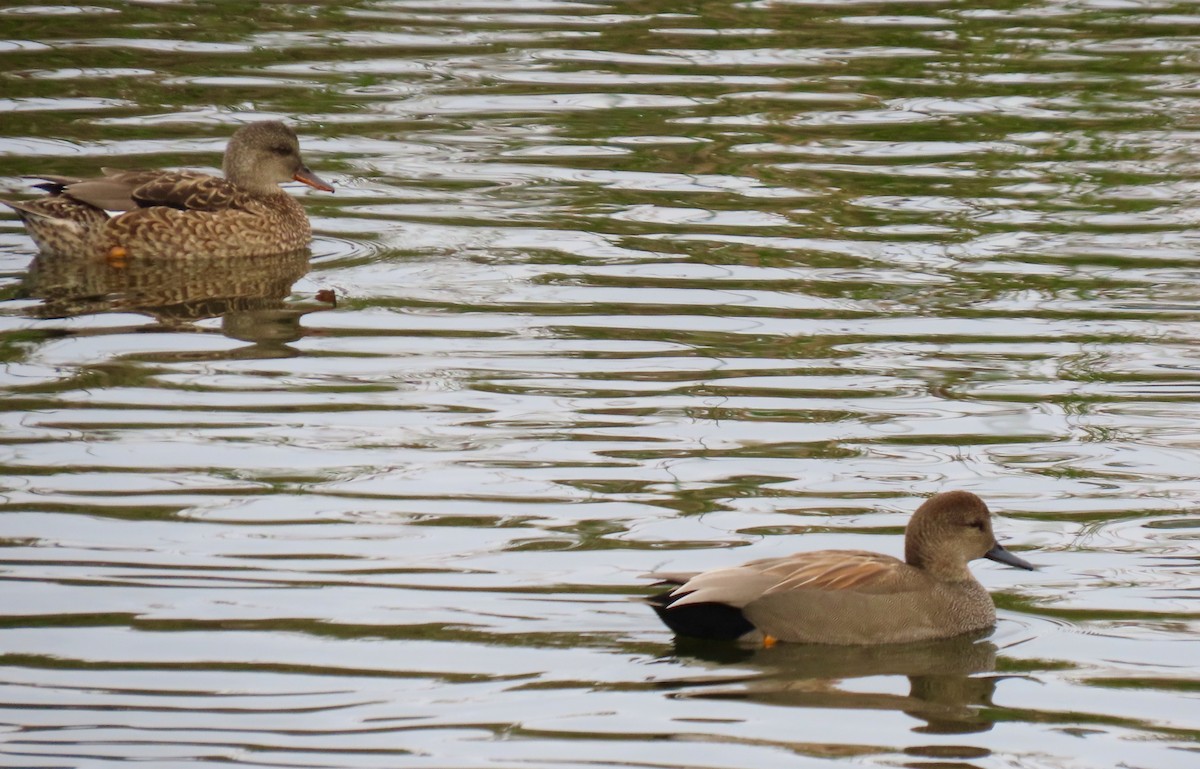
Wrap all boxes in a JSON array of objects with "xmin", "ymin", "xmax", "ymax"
[{"xmin": 2, "ymin": 1, "xmax": 1200, "ymax": 767}]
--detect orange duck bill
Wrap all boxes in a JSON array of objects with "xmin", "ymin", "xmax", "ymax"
[{"xmin": 293, "ymin": 166, "xmax": 334, "ymax": 192}]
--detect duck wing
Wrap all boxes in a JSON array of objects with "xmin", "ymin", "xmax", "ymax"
[
  {"xmin": 26, "ymin": 170, "xmax": 247, "ymax": 213},
  {"xmin": 25, "ymin": 174, "xmax": 84, "ymax": 195},
  {"xmin": 126, "ymin": 171, "xmax": 246, "ymax": 213},
  {"xmin": 666, "ymin": 550, "xmax": 903, "ymax": 610},
  {"xmin": 25, "ymin": 170, "xmax": 162, "ymax": 212},
  {"xmin": 755, "ymin": 550, "xmax": 905, "ymax": 594}
]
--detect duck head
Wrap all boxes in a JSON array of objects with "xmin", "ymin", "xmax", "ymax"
[
  {"xmin": 905, "ymin": 490, "xmax": 1035, "ymax": 580},
  {"xmin": 223, "ymin": 121, "xmax": 333, "ymax": 196}
]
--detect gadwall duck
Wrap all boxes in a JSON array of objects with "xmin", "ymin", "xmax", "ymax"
[
  {"xmin": 646, "ymin": 490, "xmax": 1035, "ymax": 645},
  {"xmin": 1, "ymin": 121, "xmax": 332, "ymax": 261}
]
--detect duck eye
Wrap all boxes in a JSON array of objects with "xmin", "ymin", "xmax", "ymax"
[
  {"xmin": 967, "ymin": 521, "xmax": 986, "ymax": 531},
  {"xmin": 272, "ymin": 145, "xmax": 292, "ymax": 156}
]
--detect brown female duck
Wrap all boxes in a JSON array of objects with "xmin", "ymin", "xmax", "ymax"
[
  {"xmin": 647, "ymin": 490, "xmax": 1035, "ymax": 645},
  {"xmin": 1, "ymin": 121, "xmax": 332, "ymax": 260}
]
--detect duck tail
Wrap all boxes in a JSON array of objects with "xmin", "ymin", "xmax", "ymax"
[
  {"xmin": 644, "ymin": 586, "xmax": 757, "ymax": 641},
  {"xmin": 21, "ymin": 174, "xmax": 83, "ymax": 196},
  {"xmin": 2, "ymin": 198, "xmax": 48, "ymax": 217},
  {"xmin": 2, "ymin": 196, "xmax": 109, "ymax": 255}
]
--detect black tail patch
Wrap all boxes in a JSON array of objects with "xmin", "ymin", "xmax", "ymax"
[{"xmin": 647, "ymin": 588, "xmax": 756, "ymax": 641}]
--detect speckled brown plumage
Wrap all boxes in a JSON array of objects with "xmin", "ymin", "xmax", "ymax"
[
  {"xmin": 1, "ymin": 121, "xmax": 332, "ymax": 260},
  {"xmin": 646, "ymin": 490, "xmax": 1037, "ymax": 645}
]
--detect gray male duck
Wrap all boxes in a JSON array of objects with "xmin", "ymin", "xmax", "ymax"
[
  {"xmin": 2, "ymin": 121, "xmax": 332, "ymax": 261},
  {"xmin": 647, "ymin": 490, "xmax": 1035, "ymax": 645}
]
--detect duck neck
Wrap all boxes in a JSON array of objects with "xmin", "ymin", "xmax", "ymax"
[
  {"xmin": 223, "ymin": 156, "xmax": 285, "ymax": 196},
  {"xmin": 227, "ymin": 173, "xmax": 284, "ymax": 197},
  {"xmin": 906, "ymin": 545, "xmax": 973, "ymax": 582}
]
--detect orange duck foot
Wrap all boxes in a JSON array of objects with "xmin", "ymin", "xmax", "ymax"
[{"xmin": 106, "ymin": 245, "xmax": 128, "ymax": 268}]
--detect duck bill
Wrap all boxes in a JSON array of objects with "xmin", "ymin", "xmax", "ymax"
[
  {"xmin": 293, "ymin": 166, "xmax": 334, "ymax": 192},
  {"xmin": 985, "ymin": 542, "xmax": 1035, "ymax": 571}
]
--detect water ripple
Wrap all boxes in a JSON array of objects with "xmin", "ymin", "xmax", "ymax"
[{"xmin": 2, "ymin": 1, "xmax": 1200, "ymax": 767}]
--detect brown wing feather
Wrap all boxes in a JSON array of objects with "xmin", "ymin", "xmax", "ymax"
[
  {"xmin": 755, "ymin": 550, "xmax": 905, "ymax": 595},
  {"xmin": 663, "ymin": 550, "xmax": 907, "ymax": 612},
  {"xmin": 129, "ymin": 172, "xmax": 247, "ymax": 212},
  {"xmin": 35, "ymin": 170, "xmax": 248, "ymax": 214},
  {"xmin": 57, "ymin": 178, "xmax": 144, "ymax": 211},
  {"xmin": 25, "ymin": 170, "xmax": 164, "ymax": 212}
]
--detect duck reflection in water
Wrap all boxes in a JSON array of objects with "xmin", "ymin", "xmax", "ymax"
[
  {"xmin": 666, "ymin": 633, "xmax": 1004, "ymax": 735},
  {"xmin": 19, "ymin": 248, "xmax": 332, "ymax": 351}
]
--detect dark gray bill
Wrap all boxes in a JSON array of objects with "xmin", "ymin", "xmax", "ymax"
[{"xmin": 985, "ymin": 542, "xmax": 1035, "ymax": 571}]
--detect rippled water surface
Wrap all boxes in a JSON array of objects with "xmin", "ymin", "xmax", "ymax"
[{"xmin": 3, "ymin": 1, "xmax": 1200, "ymax": 767}]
